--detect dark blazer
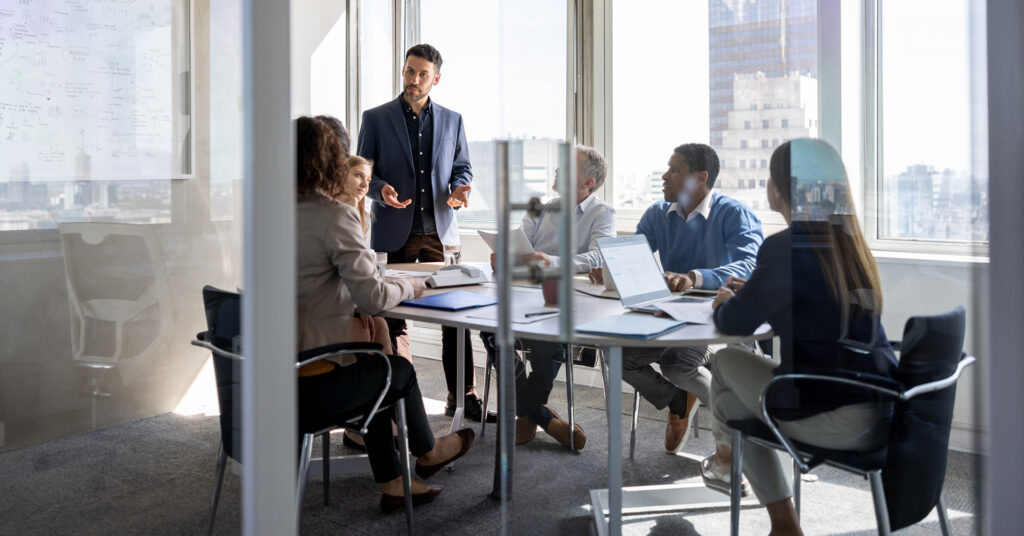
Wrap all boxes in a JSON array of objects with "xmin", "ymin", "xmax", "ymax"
[
  {"xmin": 713, "ymin": 224, "xmax": 898, "ymax": 418},
  {"xmin": 357, "ymin": 95, "xmax": 473, "ymax": 252}
]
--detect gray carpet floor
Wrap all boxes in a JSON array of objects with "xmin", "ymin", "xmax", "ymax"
[{"xmin": 0, "ymin": 356, "xmax": 981, "ymax": 535}]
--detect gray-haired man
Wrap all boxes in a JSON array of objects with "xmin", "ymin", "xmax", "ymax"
[{"xmin": 482, "ymin": 146, "xmax": 615, "ymax": 451}]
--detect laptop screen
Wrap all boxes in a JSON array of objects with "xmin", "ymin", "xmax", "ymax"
[{"xmin": 596, "ymin": 235, "xmax": 671, "ymax": 307}]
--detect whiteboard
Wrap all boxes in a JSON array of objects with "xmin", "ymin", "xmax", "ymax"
[{"xmin": 0, "ymin": 1, "xmax": 180, "ymax": 181}]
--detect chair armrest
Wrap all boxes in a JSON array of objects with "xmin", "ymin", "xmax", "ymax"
[
  {"xmin": 295, "ymin": 342, "xmax": 390, "ymax": 435},
  {"xmin": 294, "ymin": 342, "xmax": 384, "ymax": 370},
  {"xmin": 900, "ymin": 354, "xmax": 975, "ymax": 401},
  {"xmin": 191, "ymin": 331, "xmax": 243, "ymax": 361},
  {"xmin": 757, "ymin": 373, "xmax": 903, "ymax": 473}
]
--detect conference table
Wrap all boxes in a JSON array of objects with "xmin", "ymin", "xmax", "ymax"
[{"xmin": 382, "ymin": 262, "xmax": 774, "ymax": 536}]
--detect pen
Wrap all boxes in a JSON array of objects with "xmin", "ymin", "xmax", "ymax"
[{"xmin": 523, "ymin": 310, "xmax": 558, "ymax": 317}]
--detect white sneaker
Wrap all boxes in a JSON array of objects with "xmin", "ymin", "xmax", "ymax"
[{"xmin": 700, "ymin": 454, "xmax": 751, "ymax": 497}]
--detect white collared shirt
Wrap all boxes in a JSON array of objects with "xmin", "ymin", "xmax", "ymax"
[
  {"xmin": 668, "ymin": 190, "xmax": 715, "ymax": 223},
  {"xmin": 520, "ymin": 193, "xmax": 617, "ymax": 272},
  {"xmin": 667, "ymin": 191, "xmax": 716, "ymax": 287}
]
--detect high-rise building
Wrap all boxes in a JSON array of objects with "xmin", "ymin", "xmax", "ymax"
[
  {"xmin": 718, "ymin": 71, "xmax": 818, "ymax": 211},
  {"xmin": 709, "ymin": 0, "xmax": 818, "ymax": 146}
]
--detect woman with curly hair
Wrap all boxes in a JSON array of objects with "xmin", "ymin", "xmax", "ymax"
[{"xmin": 294, "ymin": 115, "xmax": 474, "ymax": 512}]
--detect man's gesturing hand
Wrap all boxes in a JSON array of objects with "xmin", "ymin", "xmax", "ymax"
[
  {"xmin": 447, "ymin": 185, "xmax": 472, "ymax": 208},
  {"xmin": 381, "ymin": 184, "xmax": 412, "ymax": 209}
]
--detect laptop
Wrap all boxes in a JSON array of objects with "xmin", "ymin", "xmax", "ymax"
[{"xmin": 596, "ymin": 235, "xmax": 712, "ymax": 314}]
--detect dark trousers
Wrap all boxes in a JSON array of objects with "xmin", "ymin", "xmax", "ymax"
[
  {"xmin": 298, "ymin": 355, "xmax": 434, "ymax": 483},
  {"xmin": 480, "ymin": 333, "xmax": 564, "ymax": 417},
  {"xmin": 385, "ymin": 233, "xmax": 476, "ymax": 396}
]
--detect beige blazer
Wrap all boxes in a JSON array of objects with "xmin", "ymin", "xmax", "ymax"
[{"xmin": 296, "ymin": 192, "xmax": 414, "ymax": 357}]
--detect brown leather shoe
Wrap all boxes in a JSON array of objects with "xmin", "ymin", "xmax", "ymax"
[
  {"xmin": 665, "ymin": 392, "xmax": 699, "ymax": 452},
  {"xmin": 380, "ymin": 485, "xmax": 443, "ymax": 514},
  {"xmin": 415, "ymin": 428, "xmax": 475, "ymax": 479},
  {"xmin": 516, "ymin": 416, "xmax": 537, "ymax": 445},
  {"xmin": 543, "ymin": 406, "xmax": 586, "ymax": 451}
]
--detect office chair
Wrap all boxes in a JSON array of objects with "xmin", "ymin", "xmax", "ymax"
[
  {"xmin": 58, "ymin": 222, "xmax": 173, "ymax": 429},
  {"xmin": 725, "ymin": 306, "xmax": 972, "ymax": 536},
  {"xmin": 192, "ymin": 286, "xmax": 415, "ymax": 535}
]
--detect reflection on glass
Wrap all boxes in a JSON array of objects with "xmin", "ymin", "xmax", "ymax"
[{"xmin": 58, "ymin": 223, "xmax": 172, "ymax": 428}]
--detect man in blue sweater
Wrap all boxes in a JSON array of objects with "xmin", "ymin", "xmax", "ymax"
[{"xmin": 597, "ymin": 143, "xmax": 763, "ymax": 453}]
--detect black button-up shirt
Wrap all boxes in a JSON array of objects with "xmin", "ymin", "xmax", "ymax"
[{"xmin": 402, "ymin": 94, "xmax": 435, "ymax": 235}]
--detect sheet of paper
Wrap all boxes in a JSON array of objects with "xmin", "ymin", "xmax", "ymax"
[
  {"xmin": 466, "ymin": 306, "xmax": 561, "ymax": 324},
  {"xmin": 477, "ymin": 228, "xmax": 535, "ymax": 258},
  {"xmin": 655, "ymin": 299, "xmax": 715, "ymax": 324},
  {"xmin": 385, "ymin": 269, "xmax": 424, "ymax": 279}
]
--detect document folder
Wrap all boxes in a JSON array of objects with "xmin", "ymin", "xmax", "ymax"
[
  {"xmin": 401, "ymin": 290, "xmax": 498, "ymax": 311},
  {"xmin": 574, "ymin": 314, "xmax": 686, "ymax": 339}
]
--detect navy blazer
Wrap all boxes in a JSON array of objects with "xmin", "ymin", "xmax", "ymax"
[
  {"xmin": 713, "ymin": 224, "xmax": 898, "ymax": 418},
  {"xmin": 357, "ymin": 96, "xmax": 473, "ymax": 252}
]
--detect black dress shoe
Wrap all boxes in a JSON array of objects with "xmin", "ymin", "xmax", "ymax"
[
  {"xmin": 445, "ymin": 394, "xmax": 497, "ymax": 423},
  {"xmin": 379, "ymin": 486, "xmax": 443, "ymax": 514},
  {"xmin": 415, "ymin": 428, "xmax": 476, "ymax": 479}
]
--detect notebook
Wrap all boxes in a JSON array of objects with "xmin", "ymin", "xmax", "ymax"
[
  {"xmin": 574, "ymin": 314, "xmax": 687, "ymax": 339},
  {"xmin": 401, "ymin": 290, "xmax": 498, "ymax": 311}
]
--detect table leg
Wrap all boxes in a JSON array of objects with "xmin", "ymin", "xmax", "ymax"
[
  {"xmin": 450, "ymin": 327, "xmax": 466, "ymax": 433},
  {"xmin": 606, "ymin": 346, "xmax": 623, "ymax": 536},
  {"xmin": 490, "ymin": 327, "xmax": 516, "ymax": 500}
]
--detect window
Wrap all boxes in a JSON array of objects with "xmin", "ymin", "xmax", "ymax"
[
  {"xmin": 878, "ymin": 0, "xmax": 987, "ymax": 243},
  {"xmin": 761, "ymin": 139, "xmax": 769, "ymax": 148},
  {"xmin": 612, "ymin": 0, "xmax": 707, "ymax": 211},
  {"xmin": 761, "ymin": 159, "xmax": 768, "ymax": 168},
  {"xmin": 781, "ymin": 118, "xmax": 790, "ymax": 128},
  {"xmin": 0, "ymin": 0, "xmax": 191, "ymax": 230},
  {"xmin": 610, "ymin": 0, "xmax": 818, "ymax": 229},
  {"xmin": 420, "ymin": 0, "xmax": 566, "ymax": 226},
  {"xmin": 359, "ymin": 1, "xmax": 393, "ymax": 118}
]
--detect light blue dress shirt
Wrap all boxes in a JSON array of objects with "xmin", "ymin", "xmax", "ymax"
[
  {"xmin": 520, "ymin": 194, "xmax": 617, "ymax": 272},
  {"xmin": 635, "ymin": 192, "xmax": 763, "ymax": 290}
]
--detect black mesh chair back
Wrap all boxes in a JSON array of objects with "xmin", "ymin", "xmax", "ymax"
[
  {"xmin": 200, "ymin": 286, "xmax": 243, "ymax": 462},
  {"xmin": 883, "ymin": 306, "xmax": 966, "ymax": 531}
]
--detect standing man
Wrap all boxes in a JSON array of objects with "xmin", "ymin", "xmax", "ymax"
[{"xmin": 358, "ymin": 44, "xmax": 494, "ymax": 422}]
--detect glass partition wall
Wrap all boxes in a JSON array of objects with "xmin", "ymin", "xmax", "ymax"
[{"xmin": 0, "ymin": 0, "xmax": 992, "ymax": 534}]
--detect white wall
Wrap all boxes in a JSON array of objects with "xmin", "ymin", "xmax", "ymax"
[{"xmin": 290, "ymin": 0, "xmax": 347, "ymax": 116}]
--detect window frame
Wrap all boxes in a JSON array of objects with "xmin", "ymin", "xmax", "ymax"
[{"xmin": 862, "ymin": 0, "xmax": 989, "ymax": 257}]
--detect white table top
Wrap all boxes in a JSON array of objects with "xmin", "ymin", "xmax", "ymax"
[{"xmin": 385, "ymin": 263, "xmax": 773, "ymax": 348}]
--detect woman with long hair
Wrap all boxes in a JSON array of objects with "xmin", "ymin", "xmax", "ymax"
[
  {"xmin": 294, "ymin": 115, "xmax": 474, "ymax": 512},
  {"xmin": 702, "ymin": 139, "xmax": 897, "ymax": 536}
]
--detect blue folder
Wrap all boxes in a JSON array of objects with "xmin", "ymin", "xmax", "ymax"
[
  {"xmin": 401, "ymin": 290, "xmax": 498, "ymax": 311},
  {"xmin": 574, "ymin": 314, "xmax": 686, "ymax": 339}
]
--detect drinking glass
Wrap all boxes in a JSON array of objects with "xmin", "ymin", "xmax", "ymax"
[
  {"xmin": 374, "ymin": 251, "xmax": 388, "ymax": 279},
  {"xmin": 443, "ymin": 244, "xmax": 461, "ymax": 266}
]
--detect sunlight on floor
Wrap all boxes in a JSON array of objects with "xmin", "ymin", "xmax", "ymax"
[
  {"xmin": 173, "ymin": 361, "xmax": 452, "ymax": 418},
  {"xmin": 174, "ymin": 357, "xmax": 220, "ymax": 416}
]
